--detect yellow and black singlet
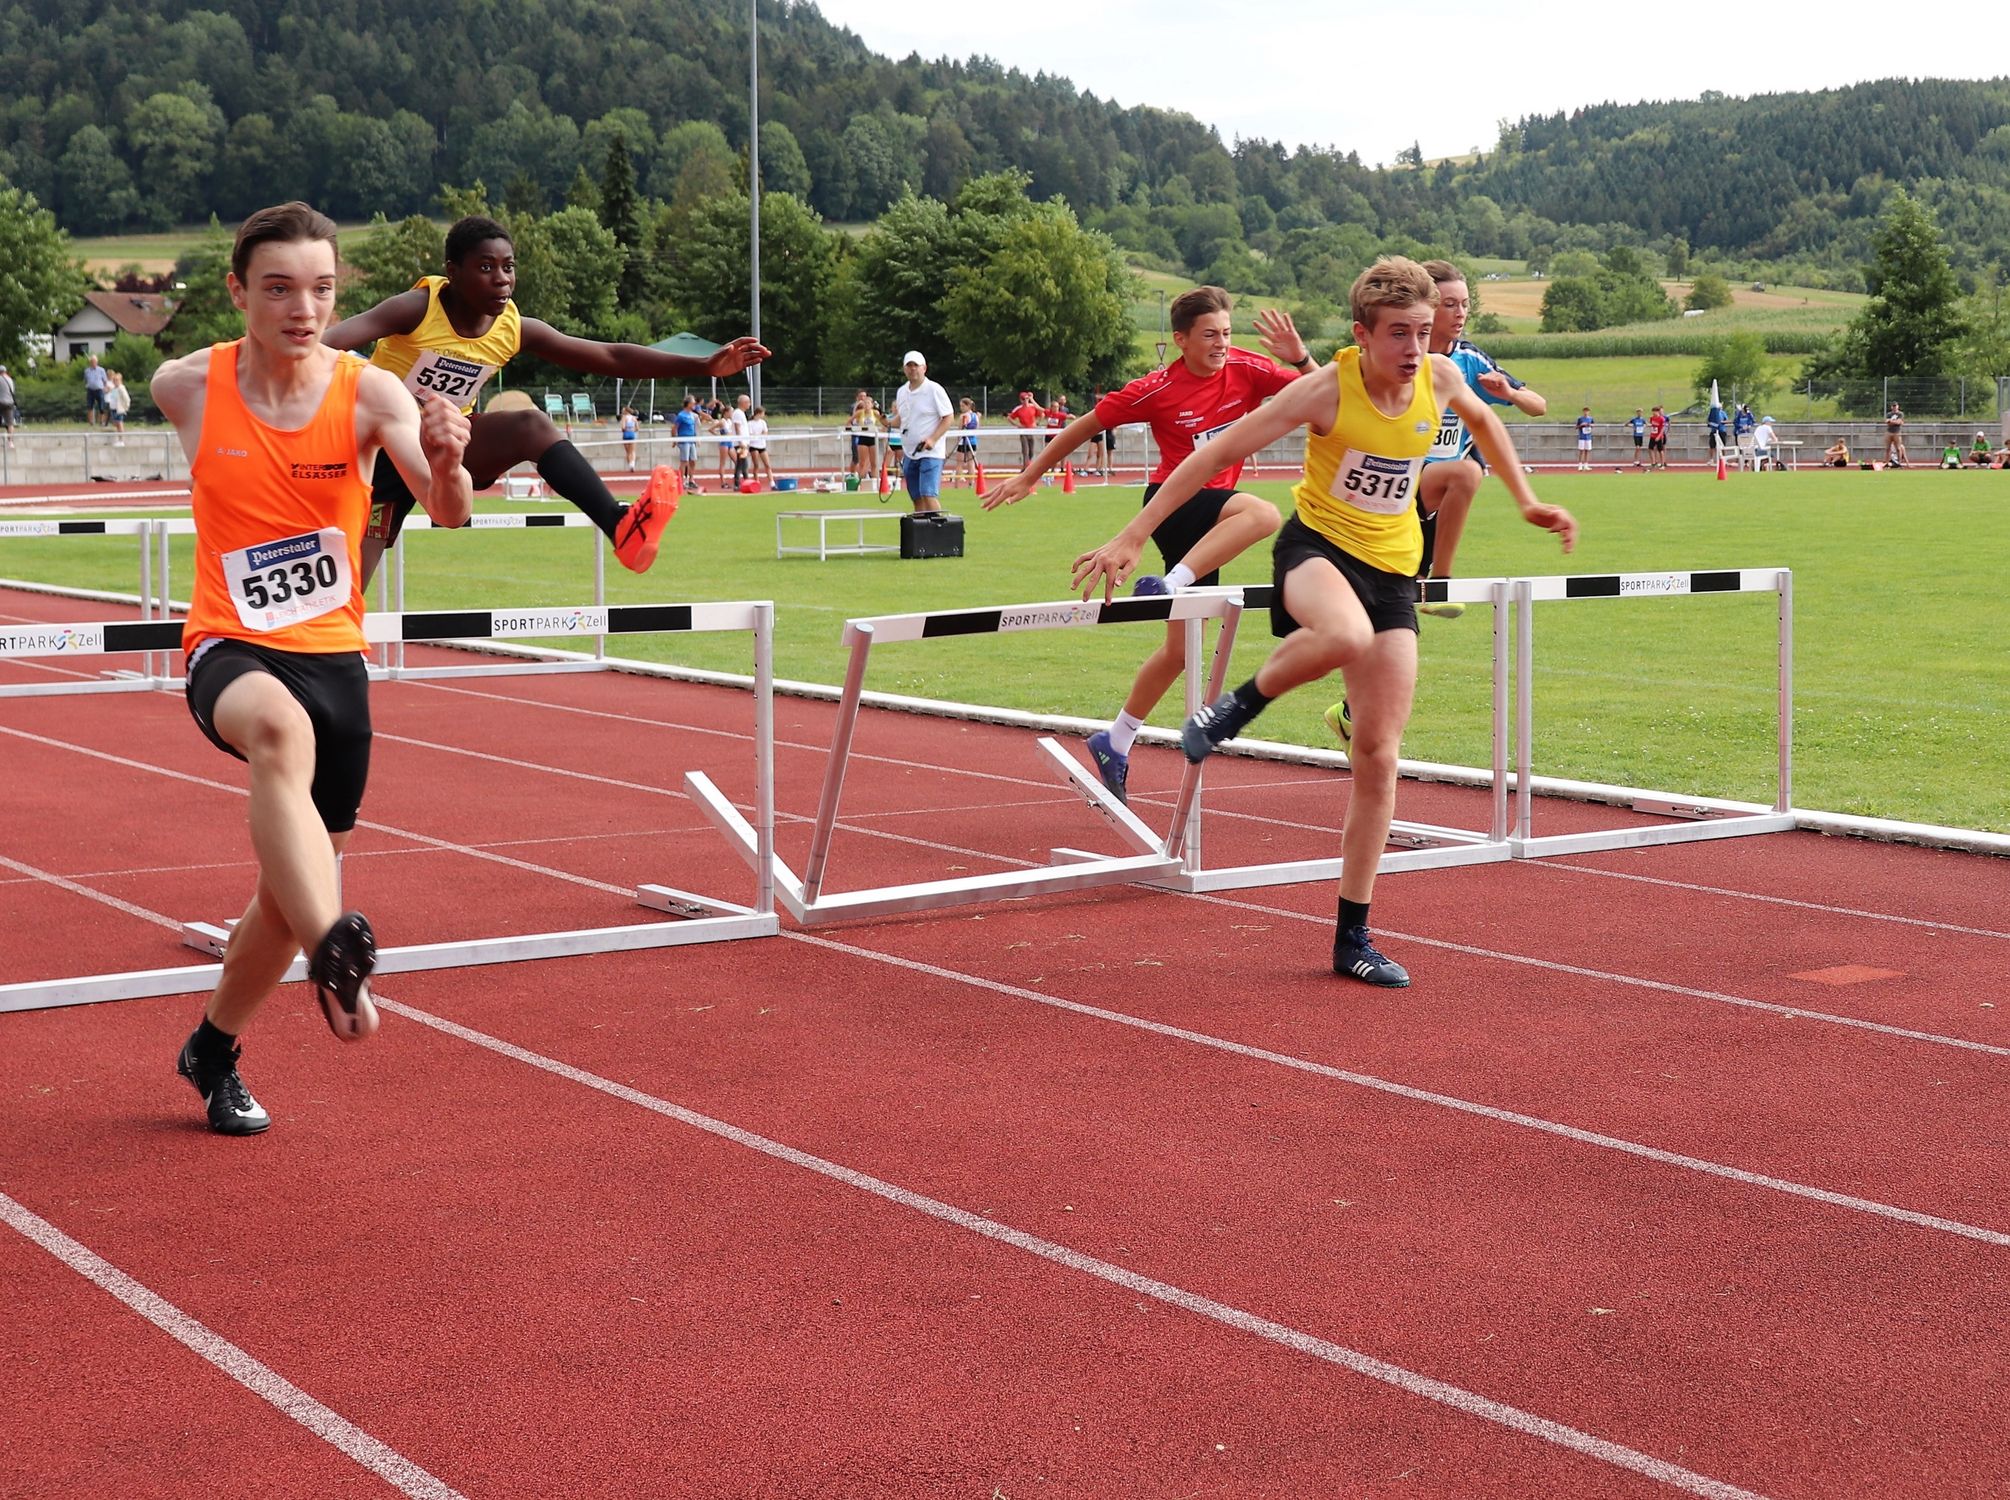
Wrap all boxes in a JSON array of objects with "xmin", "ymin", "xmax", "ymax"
[
  {"xmin": 1290, "ymin": 346, "xmax": 1438, "ymax": 577},
  {"xmin": 366, "ymin": 276, "xmax": 521, "ymax": 414}
]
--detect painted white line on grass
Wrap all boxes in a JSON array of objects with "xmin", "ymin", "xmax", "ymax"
[
  {"xmin": 0, "ymin": 1190, "xmax": 468, "ymax": 1500},
  {"xmin": 377, "ymin": 994, "xmax": 1769, "ymax": 1500},
  {"xmin": 783, "ymin": 933, "xmax": 2010, "ymax": 1248}
]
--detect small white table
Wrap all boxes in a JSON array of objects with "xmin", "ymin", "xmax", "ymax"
[
  {"xmin": 775, "ymin": 508, "xmax": 903, "ymax": 560},
  {"xmin": 1768, "ymin": 440, "xmax": 1802, "ymax": 471}
]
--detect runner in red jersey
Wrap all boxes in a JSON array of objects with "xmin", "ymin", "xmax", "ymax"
[{"xmin": 983, "ymin": 286, "xmax": 1316, "ymax": 802}]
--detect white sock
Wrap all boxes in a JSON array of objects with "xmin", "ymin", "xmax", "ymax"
[
  {"xmin": 1164, "ymin": 562, "xmax": 1196, "ymax": 591},
  {"xmin": 1106, "ymin": 711, "xmax": 1145, "ymax": 755}
]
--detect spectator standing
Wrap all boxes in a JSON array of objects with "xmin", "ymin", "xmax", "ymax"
[
  {"xmin": 672, "ymin": 396, "xmax": 700, "ymax": 490},
  {"xmin": 1628, "ymin": 407, "xmax": 1647, "ymax": 468},
  {"xmin": 1008, "ymin": 390, "xmax": 1043, "ymax": 465},
  {"xmin": 1706, "ymin": 399, "xmax": 1730, "ymax": 456},
  {"xmin": 1575, "ymin": 407, "xmax": 1595, "ymax": 470},
  {"xmin": 1647, "ymin": 404, "xmax": 1668, "ymax": 469},
  {"xmin": 849, "ymin": 389, "xmax": 879, "ymax": 482},
  {"xmin": 746, "ymin": 405, "xmax": 772, "ymax": 488},
  {"xmin": 891, "ymin": 350, "xmax": 955, "ymax": 514},
  {"xmin": 952, "ymin": 397, "xmax": 979, "ymax": 487},
  {"xmin": 620, "ymin": 406, "xmax": 638, "ymax": 468},
  {"xmin": 1733, "ymin": 403, "xmax": 1756, "ymax": 445},
  {"xmin": 0, "ymin": 363, "xmax": 17, "ymax": 449},
  {"xmin": 727, "ymin": 393, "xmax": 752, "ymax": 487},
  {"xmin": 83, "ymin": 354, "xmax": 108, "ymax": 426},
  {"xmin": 1885, "ymin": 403, "xmax": 1907, "ymax": 465},
  {"xmin": 107, "ymin": 369, "xmax": 131, "ymax": 444}
]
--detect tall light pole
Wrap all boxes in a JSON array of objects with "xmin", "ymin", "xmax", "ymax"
[{"xmin": 748, "ymin": 0, "xmax": 762, "ymax": 408}]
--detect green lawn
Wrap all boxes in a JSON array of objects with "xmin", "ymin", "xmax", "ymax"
[{"xmin": 4, "ymin": 468, "xmax": 2007, "ymax": 831}]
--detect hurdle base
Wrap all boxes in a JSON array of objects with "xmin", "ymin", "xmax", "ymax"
[
  {"xmin": 181, "ymin": 920, "xmax": 236, "ymax": 958},
  {"xmin": 1034, "ymin": 736, "xmax": 1162, "ymax": 853},
  {"xmin": 634, "ymin": 884, "xmax": 760, "ymax": 920},
  {"xmin": 1511, "ymin": 811, "xmax": 1797, "ymax": 860}
]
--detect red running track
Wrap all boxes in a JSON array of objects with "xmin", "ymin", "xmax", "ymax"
[{"xmin": 2, "ymin": 586, "xmax": 2007, "ymax": 1498}]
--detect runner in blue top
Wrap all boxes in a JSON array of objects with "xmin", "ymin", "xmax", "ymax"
[
  {"xmin": 1734, "ymin": 404, "xmax": 1756, "ymax": 440},
  {"xmin": 1707, "ymin": 402, "xmax": 1730, "ymax": 455},
  {"xmin": 1411, "ymin": 259, "xmax": 1548, "ymax": 618},
  {"xmin": 671, "ymin": 396, "xmax": 700, "ymax": 490},
  {"xmin": 1628, "ymin": 408, "xmax": 1647, "ymax": 468}
]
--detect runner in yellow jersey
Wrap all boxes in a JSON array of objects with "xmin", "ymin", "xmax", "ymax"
[
  {"xmin": 1072, "ymin": 257, "xmax": 1576, "ymax": 987},
  {"xmin": 323, "ymin": 215, "xmax": 769, "ymax": 584}
]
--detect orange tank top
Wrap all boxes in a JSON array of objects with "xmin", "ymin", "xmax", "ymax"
[{"xmin": 183, "ymin": 340, "xmax": 374, "ymax": 656}]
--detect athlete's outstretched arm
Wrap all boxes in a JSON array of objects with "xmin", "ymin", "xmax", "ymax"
[
  {"xmin": 981, "ymin": 410, "xmax": 1105, "ymax": 509},
  {"xmin": 1439, "ymin": 357, "xmax": 1574, "ymax": 552},
  {"xmin": 519, "ymin": 319, "xmax": 770, "ymax": 379},
  {"xmin": 1070, "ymin": 367, "xmax": 1333, "ymax": 601},
  {"xmin": 359, "ymin": 367, "xmax": 472, "ymax": 528},
  {"xmin": 1254, "ymin": 308, "xmax": 1319, "ymax": 371},
  {"xmin": 322, "ymin": 288, "xmax": 431, "ymax": 353}
]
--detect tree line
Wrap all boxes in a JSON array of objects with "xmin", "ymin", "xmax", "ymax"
[{"xmin": 12, "ymin": 0, "xmax": 2010, "ymax": 312}]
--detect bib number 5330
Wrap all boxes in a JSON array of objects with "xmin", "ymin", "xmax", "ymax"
[{"xmin": 220, "ymin": 528, "xmax": 352, "ymax": 633}]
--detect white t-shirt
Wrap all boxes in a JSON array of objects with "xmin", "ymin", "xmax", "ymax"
[
  {"xmin": 726, "ymin": 408, "xmax": 749, "ymax": 446},
  {"xmin": 1753, "ymin": 422, "xmax": 1776, "ymax": 452},
  {"xmin": 746, "ymin": 417, "xmax": 768, "ymax": 450},
  {"xmin": 893, "ymin": 379, "xmax": 954, "ymax": 455}
]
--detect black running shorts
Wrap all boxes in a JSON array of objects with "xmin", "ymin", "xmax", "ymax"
[
  {"xmin": 1143, "ymin": 483, "xmax": 1239, "ymax": 586},
  {"xmin": 186, "ymin": 639, "xmax": 373, "ymax": 832},
  {"xmin": 1269, "ymin": 515, "xmax": 1419, "ymax": 638}
]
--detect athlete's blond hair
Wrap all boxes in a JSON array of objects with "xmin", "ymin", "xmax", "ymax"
[{"xmin": 1350, "ymin": 256, "xmax": 1439, "ymax": 330}]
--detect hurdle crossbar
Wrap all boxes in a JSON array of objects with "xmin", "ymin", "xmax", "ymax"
[
  {"xmin": 1509, "ymin": 568, "xmax": 1796, "ymax": 857},
  {"xmin": 0, "ymin": 600, "xmax": 778, "ymax": 1013}
]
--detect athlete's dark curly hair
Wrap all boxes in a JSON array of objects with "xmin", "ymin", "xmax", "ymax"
[{"xmin": 446, "ymin": 215, "xmax": 513, "ymax": 263}]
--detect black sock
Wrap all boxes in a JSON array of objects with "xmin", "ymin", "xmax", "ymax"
[
  {"xmin": 1230, "ymin": 677, "xmax": 1272, "ymax": 716},
  {"xmin": 192, "ymin": 1016, "xmax": 237, "ymax": 1062},
  {"xmin": 1338, "ymin": 898, "xmax": 1371, "ymax": 933},
  {"xmin": 536, "ymin": 440, "xmax": 626, "ymax": 540}
]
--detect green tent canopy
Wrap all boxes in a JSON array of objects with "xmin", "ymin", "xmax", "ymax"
[{"xmin": 649, "ymin": 331, "xmax": 722, "ymax": 358}]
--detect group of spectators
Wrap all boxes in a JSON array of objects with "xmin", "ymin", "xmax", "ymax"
[
  {"xmin": 0, "ymin": 353, "xmax": 133, "ymax": 449},
  {"xmin": 666, "ymin": 392, "xmax": 770, "ymax": 491}
]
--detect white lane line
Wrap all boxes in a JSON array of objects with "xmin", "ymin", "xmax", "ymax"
[
  {"xmin": 0, "ymin": 1190, "xmax": 468, "ymax": 1500},
  {"xmin": 406, "ymin": 677, "xmax": 2006, "ymax": 934},
  {"xmin": 782, "ymin": 933, "xmax": 2010, "ymax": 1249},
  {"xmin": 8, "ymin": 718, "xmax": 2004, "ymax": 1069},
  {"xmin": 0, "ymin": 853, "xmax": 183, "ymax": 930},
  {"xmin": 1532, "ymin": 862, "xmax": 2010, "ymax": 941},
  {"xmin": 1189, "ymin": 892, "xmax": 2010, "ymax": 1060},
  {"xmin": 378, "ymin": 994, "xmax": 1769, "ymax": 1500}
]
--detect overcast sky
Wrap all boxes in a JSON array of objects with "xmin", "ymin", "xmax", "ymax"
[{"xmin": 807, "ymin": 0, "xmax": 2006, "ymax": 165}]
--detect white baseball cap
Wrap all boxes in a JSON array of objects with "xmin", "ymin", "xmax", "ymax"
[{"xmin": 901, "ymin": 350, "xmax": 927, "ymax": 368}]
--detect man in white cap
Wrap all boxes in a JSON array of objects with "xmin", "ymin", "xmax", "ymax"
[{"xmin": 892, "ymin": 350, "xmax": 954, "ymax": 513}]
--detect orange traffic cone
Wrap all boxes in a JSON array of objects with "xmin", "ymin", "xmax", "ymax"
[
  {"xmin": 1716, "ymin": 449, "xmax": 1727, "ymax": 481},
  {"xmin": 1061, "ymin": 463, "xmax": 1076, "ymax": 495},
  {"xmin": 973, "ymin": 463, "xmax": 988, "ymax": 499},
  {"xmin": 879, "ymin": 468, "xmax": 892, "ymax": 496}
]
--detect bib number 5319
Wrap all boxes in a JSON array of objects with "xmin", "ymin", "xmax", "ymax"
[{"xmin": 1329, "ymin": 449, "xmax": 1420, "ymax": 515}]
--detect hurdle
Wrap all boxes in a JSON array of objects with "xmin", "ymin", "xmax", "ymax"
[
  {"xmin": 1507, "ymin": 568, "xmax": 1797, "ymax": 857},
  {"xmin": 0, "ymin": 516, "xmax": 175, "ymax": 692},
  {"xmin": 1138, "ymin": 576, "xmax": 1515, "ymax": 893},
  {"xmin": 137, "ymin": 513, "xmax": 619, "ymax": 683},
  {"xmin": 0, "ymin": 600, "xmax": 778, "ymax": 1014},
  {"xmin": 691, "ymin": 592, "xmax": 1252, "ymax": 924}
]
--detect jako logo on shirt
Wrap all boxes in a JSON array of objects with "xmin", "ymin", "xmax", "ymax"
[{"xmin": 290, "ymin": 462, "xmax": 350, "ymax": 479}]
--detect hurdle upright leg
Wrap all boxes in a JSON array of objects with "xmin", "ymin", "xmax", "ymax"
[
  {"xmin": 1162, "ymin": 599, "xmax": 1244, "ymax": 864},
  {"xmin": 800, "ymin": 622, "xmax": 876, "ymax": 904}
]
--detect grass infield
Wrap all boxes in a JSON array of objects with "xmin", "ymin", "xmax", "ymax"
[{"xmin": 4, "ymin": 467, "xmax": 2005, "ymax": 833}]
